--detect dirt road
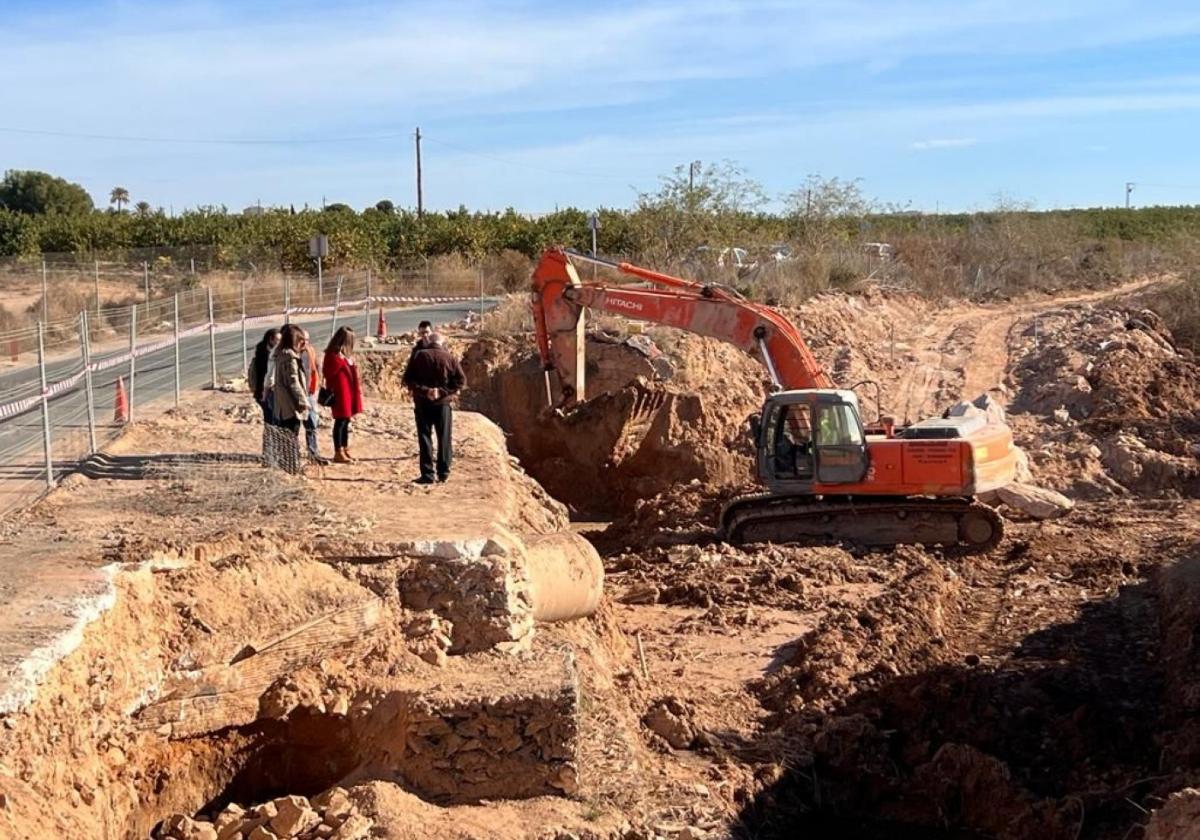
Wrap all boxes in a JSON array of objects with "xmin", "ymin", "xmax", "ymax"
[{"xmin": 890, "ymin": 275, "xmax": 1172, "ymax": 422}]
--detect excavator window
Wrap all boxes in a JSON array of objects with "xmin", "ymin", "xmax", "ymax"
[
  {"xmin": 814, "ymin": 402, "xmax": 869, "ymax": 483},
  {"xmin": 771, "ymin": 404, "xmax": 814, "ymax": 480}
]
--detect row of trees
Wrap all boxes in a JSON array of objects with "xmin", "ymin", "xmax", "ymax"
[{"xmin": 2, "ymin": 166, "xmax": 1199, "ymax": 274}]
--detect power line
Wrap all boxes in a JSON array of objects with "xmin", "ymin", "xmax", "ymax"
[{"xmin": 0, "ymin": 125, "xmax": 412, "ymax": 146}]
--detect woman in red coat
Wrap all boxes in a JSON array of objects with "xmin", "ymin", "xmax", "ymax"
[{"xmin": 322, "ymin": 326, "xmax": 364, "ymax": 463}]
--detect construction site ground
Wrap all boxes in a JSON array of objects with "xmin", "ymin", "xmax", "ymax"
[{"xmin": 1, "ymin": 276, "xmax": 1198, "ymax": 839}]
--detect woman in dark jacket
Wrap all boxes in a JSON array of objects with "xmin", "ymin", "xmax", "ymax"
[
  {"xmin": 322, "ymin": 326, "xmax": 364, "ymax": 463},
  {"xmin": 250, "ymin": 328, "xmax": 281, "ymax": 463},
  {"xmin": 251, "ymin": 328, "xmax": 281, "ymax": 422}
]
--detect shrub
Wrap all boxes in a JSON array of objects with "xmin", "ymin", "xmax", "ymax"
[{"xmin": 484, "ymin": 249, "xmax": 534, "ymax": 293}]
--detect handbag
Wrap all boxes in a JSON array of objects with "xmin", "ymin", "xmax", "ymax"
[{"xmin": 317, "ymin": 386, "xmax": 336, "ymax": 407}]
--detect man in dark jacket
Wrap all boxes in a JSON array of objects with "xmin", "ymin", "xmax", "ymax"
[{"xmin": 402, "ymin": 333, "xmax": 465, "ymax": 484}]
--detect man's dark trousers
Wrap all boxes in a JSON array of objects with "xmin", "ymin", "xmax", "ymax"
[{"xmin": 415, "ymin": 401, "xmax": 453, "ymax": 480}]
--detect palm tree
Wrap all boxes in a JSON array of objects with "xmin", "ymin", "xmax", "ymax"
[
  {"xmin": 134, "ymin": 201, "xmax": 152, "ymax": 217},
  {"xmin": 109, "ymin": 186, "xmax": 129, "ymax": 213}
]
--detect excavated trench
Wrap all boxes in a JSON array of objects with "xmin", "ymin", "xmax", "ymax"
[{"xmin": 739, "ymin": 547, "xmax": 1199, "ymax": 840}]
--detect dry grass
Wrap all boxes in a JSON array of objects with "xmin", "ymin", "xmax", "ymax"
[
  {"xmin": 1147, "ymin": 271, "xmax": 1200, "ymax": 353},
  {"xmin": 478, "ymin": 294, "xmax": 533, "ymax": 337},
  {"xmin": 481, "ymin": 249, "xmax": 534, "ymax": 293}
]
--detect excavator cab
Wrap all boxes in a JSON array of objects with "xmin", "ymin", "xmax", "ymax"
[{"xmin": 757, "ymin": 390, "xmax": 870, "ymax": 491}]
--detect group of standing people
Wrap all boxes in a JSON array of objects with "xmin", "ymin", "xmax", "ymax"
[
  {"xmin": 250, "ymin": 323, "xmax": 364, "ymax": 472},
  {"xmin": 249, "ymin": 317, "xmax": 465, "ymax": 484}
]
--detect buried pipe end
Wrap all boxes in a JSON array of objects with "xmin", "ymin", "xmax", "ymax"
[{"xmin": 521, "ymin": 532, "xmax": 605, "ymax": 622}]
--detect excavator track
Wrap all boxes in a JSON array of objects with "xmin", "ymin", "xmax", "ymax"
[{"xmin": 719, "ymin": 494, "xmax": 1004, "ymax": 553}]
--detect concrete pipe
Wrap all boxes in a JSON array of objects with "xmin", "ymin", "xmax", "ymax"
[{"xmin": 522, "ymin": 532, "xmax": 604, "ymax": 622}]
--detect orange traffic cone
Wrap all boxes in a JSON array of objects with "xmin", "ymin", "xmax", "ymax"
[
  {"xmin": 376, "ymin": 307, "xmax": 387, "ymax": 340},
  {"xmin": 113, "ymin": 376, "xmax": 129, "ymax": 424}
]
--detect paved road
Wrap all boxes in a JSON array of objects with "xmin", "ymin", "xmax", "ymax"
[{"xmin": 0, "ymin": 301, "xmax": 485, "ymax": 503}]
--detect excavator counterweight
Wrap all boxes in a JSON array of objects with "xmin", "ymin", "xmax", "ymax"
[{"xmin": 530, "ymin": 247, "xmax": 1016, "ymax": 552}]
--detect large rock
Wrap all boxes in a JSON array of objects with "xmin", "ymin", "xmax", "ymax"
[
  {"xmin": 996, "ymin": 483, "xmax": 1075, "ymax": 520},
  {"xmin": 971, "ymin": 393, "xmax": 1008, "ymax": 426},
  {"xmin": 945, "ymin": 393, "xmax": 1008, "ymax": 427}
]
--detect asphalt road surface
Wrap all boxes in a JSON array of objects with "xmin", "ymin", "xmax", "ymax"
[{"xmin": 0, "ymin": 301, "xmax": 484, "ymax": 502}]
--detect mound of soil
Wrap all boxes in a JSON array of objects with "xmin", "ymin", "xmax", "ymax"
[
  {"xmin": 460, "ymin": 331, "xmax": 765, "ymax": 517},
  {"xmin": 1007, "ymin": 304, "xmax": 1200, "ymax": 498}
]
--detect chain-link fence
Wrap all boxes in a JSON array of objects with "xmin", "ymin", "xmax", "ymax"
[{"xmin": 0, "ymin": 266, "xmax": 493, "ymax": 517}]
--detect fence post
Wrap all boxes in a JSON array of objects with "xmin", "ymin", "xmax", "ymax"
[
  {"xmin": 37, "ymin": 321, "xmax": 53, "ymax": 490},
  {"xmin": 364, "ymin": 268, "xmax": 372, "ymax": 336},
  {"xmin": 240, "ymin": 277, "xmax": 248, "ymax": 378},
  {"xmin": 78, "ymin": 311, "xmax": 97, "ymax": 454},
  {"xmin": 478, "ymin": 265, "xmax": 484, "ymax": 319},
  {"xmin": 330, "ymin": 277, "xmax": 343, "ymax": 336},
  {"xmin": 41, "ymin": 259, "xmax": 48, "ymax": 323},
  {"xmin": 128, "ymin": 304, "xmax": 137, "ymax": 424},
  {"xmin": 143, "ymin": 261, "xmax": 150, "ymax": 303},
  {"xmin": 173, "ymin": 294, "xmax": 181, "ymax": 407},
  {"xmin": 425, "ymin": 256, "xmax": 431, "ymax": 297},
  {"xmin": 190, "ymin": 257, "xmax": 196, "ymax": 277},
  {"xmin": 207, "ymin": 287, "xmax": 217, "ymax": 388},
  {"xmin": 284, "ymin": 275, "xmax": 291, "ymax": 324},
  {"xmin": 94, "ymin": 259, "xmax": 101, "ymax": 317}
]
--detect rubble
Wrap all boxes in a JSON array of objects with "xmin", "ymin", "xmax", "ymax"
[{"xmin": 156, "ymin": 789, "xmax": 369, "ymax": 840}]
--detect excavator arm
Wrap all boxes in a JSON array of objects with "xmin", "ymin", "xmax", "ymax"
[{"xmin": 531, "ymin": 247, "xmax": 833, "ymax": 404}]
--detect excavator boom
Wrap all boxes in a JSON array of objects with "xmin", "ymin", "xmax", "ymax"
[{"xmin": 532, "ymin": 248, "xmax": 832, "ymax": 402}]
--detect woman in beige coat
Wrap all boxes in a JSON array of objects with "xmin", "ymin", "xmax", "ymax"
[{"xmin": 270, "ymin": 324, "xmax": 310, "ymax": 473}]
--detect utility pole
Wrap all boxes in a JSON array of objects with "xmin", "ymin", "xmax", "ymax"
[
  {"xmin": 1125, "ymin": 181, "xmax": 1135, "ymax": 209},
  {"xmin": 688, "ymin": 160, "xmax": 701, "ymax": 192},
  {"xmin": 415, "ymin": 126, "xmax": 424, "ymax": 217}
]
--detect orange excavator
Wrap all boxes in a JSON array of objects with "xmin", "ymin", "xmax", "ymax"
[{"xmin": 531, "ymin": 247, "xmax": 1018, "ymax": 552}]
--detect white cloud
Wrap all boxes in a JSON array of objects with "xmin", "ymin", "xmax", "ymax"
[
  {"xmin": 910, "ymin": 138, "xmax": 979, "ymax": 150},
  {"xmin": 4, "ymin": 0, "xmax": 1200, "ymax": 134}
]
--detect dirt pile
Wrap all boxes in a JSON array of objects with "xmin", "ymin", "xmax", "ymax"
[
  {"xmin": 1007, "ymin": 303, "xmax": 1200, "ymax": 498},
  {"xmin": 781, "ymin": 289, "xmax": 931, "ymax": 418},
  {"xmin": 460, "ymin": 330, "xmax": 765, "ymax": 516}
]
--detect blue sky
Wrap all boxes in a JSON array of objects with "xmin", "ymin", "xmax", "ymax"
[{"xmin": 3, "ymin": 0, "xmax": 1200, "ymax": 213}]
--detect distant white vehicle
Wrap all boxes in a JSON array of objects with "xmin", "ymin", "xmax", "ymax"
[
  {"xmin": 862, "ymin": 242, "xmax": 894, "ymax": 260},
  {"xmin": 685, "ymin": 245, "xmax": 758, "ymax": 279}
]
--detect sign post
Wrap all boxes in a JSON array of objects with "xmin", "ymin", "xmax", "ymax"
[
  {"xmin": 309, "ymin": 235, "xmax": 329, "ymax": 303},
  {"xmin": 588, "ymin": 212, "xmax": 601, "ymax": 279}
]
